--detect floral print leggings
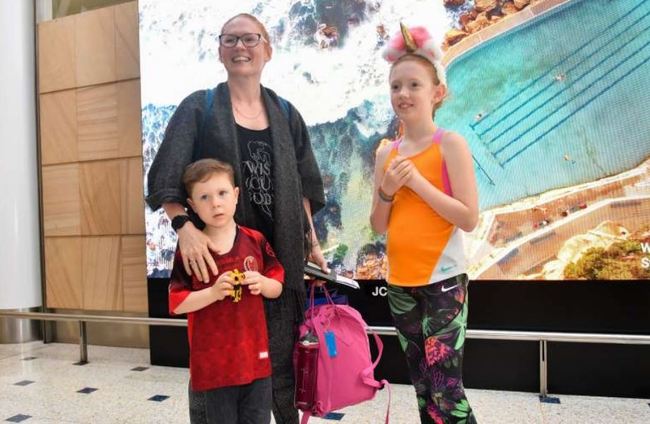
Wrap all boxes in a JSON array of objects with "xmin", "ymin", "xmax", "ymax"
[{"xmin": 387, "ymin": 274, "xmax": 477, "ymax": 424}]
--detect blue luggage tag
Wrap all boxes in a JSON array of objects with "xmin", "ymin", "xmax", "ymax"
[{"xmin": 324, "ymin": 330, "xmax": 337, "ymax": 358}]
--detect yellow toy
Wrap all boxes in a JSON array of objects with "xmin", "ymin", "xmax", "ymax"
[{"xmin": 230, "ymin": 269, "xmax": 245, "ymax": 303}]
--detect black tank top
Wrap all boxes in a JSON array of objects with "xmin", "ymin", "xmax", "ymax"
[{"xmin": 237, "ymin": 123, "xmax": 274, "ymax": 243}]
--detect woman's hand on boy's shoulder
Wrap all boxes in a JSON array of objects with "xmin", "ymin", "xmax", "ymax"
[{"xmin": 177, "ymin": 223, "xmax": 219, "ymax": 283}]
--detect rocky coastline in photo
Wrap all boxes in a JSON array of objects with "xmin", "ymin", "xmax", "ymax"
[{"xmin": 442, "ymin": 0, "xmax": 544, "ymax": 49}]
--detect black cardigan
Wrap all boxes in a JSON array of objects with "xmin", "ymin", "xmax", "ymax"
[{"xmin": 146, "ymin": 82, "xmax": 325, "ymax": 299}]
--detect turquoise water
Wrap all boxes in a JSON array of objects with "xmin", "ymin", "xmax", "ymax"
[{"xmin": 437, "ymin": 0, "xmax": 650, "ymax": 210}]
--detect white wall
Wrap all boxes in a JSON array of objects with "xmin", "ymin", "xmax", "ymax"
[{"xmin": 0, "ymin": 1, "xmax": 42, "ymax": 309}]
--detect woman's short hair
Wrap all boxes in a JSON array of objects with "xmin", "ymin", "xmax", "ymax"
[{"xmin": 220, "ymin": 13, "xmax": 270, "ymax": 43}]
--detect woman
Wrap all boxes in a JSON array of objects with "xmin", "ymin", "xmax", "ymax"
[{"xmin": 146, "ymin": 13, "xmax": 326, "ymax": 424}]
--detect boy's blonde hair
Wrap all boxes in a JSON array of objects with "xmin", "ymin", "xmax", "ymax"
[{"xmin": 182, "ymin": 159, "xmax": 236, "ymax": 197}]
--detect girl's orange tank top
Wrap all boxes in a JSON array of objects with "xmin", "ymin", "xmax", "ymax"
[{"xmin": 383, "ymin": 128, "xmax": 465, "ymax": 286}]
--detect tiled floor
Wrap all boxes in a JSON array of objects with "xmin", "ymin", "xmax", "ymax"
[{"xmin": 1, "ymin": 342, "xmax": 648, "ymax": 423}]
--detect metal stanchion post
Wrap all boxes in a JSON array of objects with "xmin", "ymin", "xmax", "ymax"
[
  {"xmin": 539, "ymin": 339, "xmax": 548, "ymax": 398},
  {"xmin": 76, "ymin": 321, "xmax": 88, "ymax": 365}
]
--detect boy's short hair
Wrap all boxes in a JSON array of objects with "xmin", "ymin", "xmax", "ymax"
[{"xmin": 182, "ymin": 159, "xmax": 236, "ymax": 196}]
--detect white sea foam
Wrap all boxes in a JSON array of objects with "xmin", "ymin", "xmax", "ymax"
[{"xmin": 139, "ymin": 0, "xmax": 450, "ymax": 125}]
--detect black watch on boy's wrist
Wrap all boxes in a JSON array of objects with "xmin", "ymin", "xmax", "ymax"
[{"xmin": 171, "ymin": 215, "xmax": 191, "ymax": 232}]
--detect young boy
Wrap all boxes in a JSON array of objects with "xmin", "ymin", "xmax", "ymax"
[{"xmin": 168, "ymin": 158, "xmax": 283, "ymax": 424}]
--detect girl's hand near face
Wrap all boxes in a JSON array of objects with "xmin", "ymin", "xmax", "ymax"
[
  {"xmin": 404, "ymin": 165, "xmax": 424, "ymax": 190},
  {"xmin": 381, "ymin": 155, "xmax": 414, "ymax": 196}
]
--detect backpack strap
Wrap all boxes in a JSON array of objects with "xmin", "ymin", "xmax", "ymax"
[
  {"xmin": 278, "ymin": 96, "xmax": 291, "ymax": 121},
  {"xmin": 192, "ymin": 87, "xmax": 216, "ymax": 161},
  {"xmin": 361, "ymin": 331, "xmax": 391, "ymax": 423},
  {"xmin": 300, "ymin": 411, "xmax": 312, "ymax": 424}
]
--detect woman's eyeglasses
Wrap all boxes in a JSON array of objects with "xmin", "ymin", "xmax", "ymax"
[{"xmin": 218, "ymin": 33, "xmax": 265, "ymax": 48}]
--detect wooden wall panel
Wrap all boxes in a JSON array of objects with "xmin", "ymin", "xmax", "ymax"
[
  {"xmin": 77, "ymin": 80, "xmax": 141, "ymax": 161},
  {"xmin": 75, "ymin": 7, "xmax": 116, "ymax": 87},
  {"xmin": 82, "ymin": 237, "xmax": 123, "ymax": 310},
  {"xmin": 42, "ymin": 164, "xmax": 81, "ymax": 236},
  {"xmin": 38, "ymin": 18, "xmax": 76, "ymax": 93},
  {"xmin": 39, "ymin": 2, "xmax": 144, "ymax": 314},
  {"xmin": 76, "ymin": 84, "xmax": 120, "ymax": 161},
  {"xmin": 121, "ymin": 236, "xmax": 147, "ymax": 312},
  {"xmin": 40, "ymin": 90, "xmax": 78, "ymax": 165},
  {"xmin": 45, "ymin": 237, "xmax": 82, "ymax": 309},
  {"xmin": 121, "ymin": 157, "xmax": 145, "ymax": 234},
  {"xmin": 117, "ymin": 80, "xmax": 143, "ymax": 157},
  {"xmin": 80, "ymin": 160, "xmax": 122, "ymax": 235},
  {"xmin": 115, "ymin": 1, "xmax": 140, "ymax": 80}
]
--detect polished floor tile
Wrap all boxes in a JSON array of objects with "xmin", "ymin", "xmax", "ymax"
[{"xmin": 0, "ymin": 342, "xmax": 648, "ymax": 423}]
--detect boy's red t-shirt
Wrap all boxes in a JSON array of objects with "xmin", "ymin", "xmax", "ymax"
[{"xmin": 168, "ymin": 226, "xmax": 285, "ymax": 391}]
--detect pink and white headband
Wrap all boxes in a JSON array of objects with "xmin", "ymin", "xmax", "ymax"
[{"xmin": 382, "ymin": 23, "xmax": 446, "ymax": 85}]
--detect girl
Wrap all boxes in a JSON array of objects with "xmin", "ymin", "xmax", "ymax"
[{"xmin": 371, "ymin": 24, "xmax": 479, "ymax": 424}]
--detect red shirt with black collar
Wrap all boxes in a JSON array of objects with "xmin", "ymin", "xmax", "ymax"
[{"xmin": 168, "ymin": 226, "xmax": 284, "ymax": 391}]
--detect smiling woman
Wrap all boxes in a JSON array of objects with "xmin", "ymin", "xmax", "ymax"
[{"xmin": 145, "ymin": 12, "xmax": 326, "ymax": 424}]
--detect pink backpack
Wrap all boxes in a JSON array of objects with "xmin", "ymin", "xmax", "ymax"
[{"xmin": 295, "ymin": 285, "xmax": 390, "ymax": 423}]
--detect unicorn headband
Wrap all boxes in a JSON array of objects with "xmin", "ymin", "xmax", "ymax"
[{"xmin": 382, "ymin": 23, "xmax": 446, "ymax": 86}]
